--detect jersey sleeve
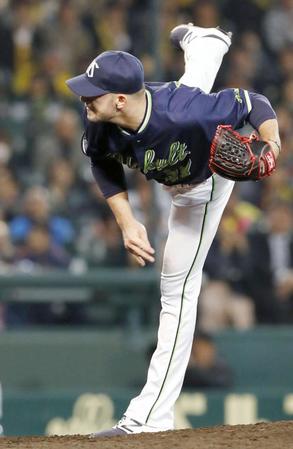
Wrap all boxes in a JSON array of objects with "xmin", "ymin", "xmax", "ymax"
[
  {"xmin": 91, "ymin": 158, "xmax": 127, "ymax": 199},
  {"xmin": 247, "ymin": 92, "xmax": 276, "ymax": 129},
  {"xmin": 81, "ymin": 117, "xmax": 109, "ymax": 159},
  {"xmin": 82, "ymin": 111, "xmax": 127, "ymax": 198},
  {"xmin": 193, "ymin": 88, "xmax": 257, "ymax": 141}
]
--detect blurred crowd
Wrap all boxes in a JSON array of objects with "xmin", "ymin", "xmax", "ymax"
[{"xmin": 0, "ymin": 0, "xmax": 292, "ymax": 328}]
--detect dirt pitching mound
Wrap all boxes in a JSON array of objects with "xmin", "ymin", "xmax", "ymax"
[{"xmin": 1, "ymin": 420, "xmax": 293, "ymax": 449}]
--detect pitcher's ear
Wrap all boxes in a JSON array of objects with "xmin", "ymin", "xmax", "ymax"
[{"xmin": 115, "ymin": 94, "xmax": 127, "ymax": 110}]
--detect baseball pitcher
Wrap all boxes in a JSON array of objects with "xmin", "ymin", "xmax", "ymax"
[{"xmin": 66, "ymin": 24, "xmax": 280, "ymax": 436}]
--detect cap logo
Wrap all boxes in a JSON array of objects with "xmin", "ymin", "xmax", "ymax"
[{"xmin": 86, "ymin": 60, "xmax": 100, "ymax": 78}]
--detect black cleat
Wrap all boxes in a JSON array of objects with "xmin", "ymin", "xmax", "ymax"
[
  {"xmin": 89, "ymin": 427, "xmax": 128, "ymax": 438},
  {"xmin": 89, "ymin": 415, "xmax": 167, "ymax": 437},
  {"xmin": 170, "ymin": 23, "xmax": 232, "ymax": 50},
  {"xmin": 170, "ymin": 23, "xmax": 194, "ymax": 49}
]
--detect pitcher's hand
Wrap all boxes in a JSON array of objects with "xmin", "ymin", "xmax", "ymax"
[{"xmin": 122, "ymin": 220, "xmax": 155, "ymax": 267}]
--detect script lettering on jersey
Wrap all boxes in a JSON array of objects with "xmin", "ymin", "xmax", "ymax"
[
  {"xmin": 108, "ymin": 152, "xmax": 139, "ymax": 169},
  {"xmin": 143, "ymin": 141, "xmax": 190, "ymax": 174},
  {"xmin": 162, "ymin": 159, "xmax": 192, "ymax": 184}
]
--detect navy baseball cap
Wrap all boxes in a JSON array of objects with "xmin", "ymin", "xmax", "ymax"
[{"xmin": 66, "ymin": 50, "xmax": 144, "ymax": 97}]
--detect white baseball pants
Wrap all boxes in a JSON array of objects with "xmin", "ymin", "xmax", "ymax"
[{"xmin": 125, "ymin": 29, "xmax": 235, "ymax": 431}]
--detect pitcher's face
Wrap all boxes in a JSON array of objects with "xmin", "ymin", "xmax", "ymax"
[{"xmin": 81, "ymin": 94, "xmax": 117, "ymax": 122}]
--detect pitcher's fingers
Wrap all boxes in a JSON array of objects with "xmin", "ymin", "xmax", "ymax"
[
  {"xmin": 131, "ymin": 237, "xmax": 155, "ymax": 255},
  {"xmin": 136, "ymin": 255, "xmax": 145, "ymax": 267},
  {"xmin": 140, "ymin": 229, "xmax": 155, "ymax": 253},
  {"xmin": 130, "ymin": 252, "xmax": 145, "ymax": 267},
  {"xmin": 128, "ymin": 245, "xmax": 155, "ymax": 264},
  {"xmin": 130, "ymin": 244, "xmax": 155, "ymax": 263}
]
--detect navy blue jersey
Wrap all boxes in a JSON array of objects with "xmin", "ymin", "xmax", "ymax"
[{"xmin": 81, "ymin": 82, "xmax": 275, "ymax": 197}]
